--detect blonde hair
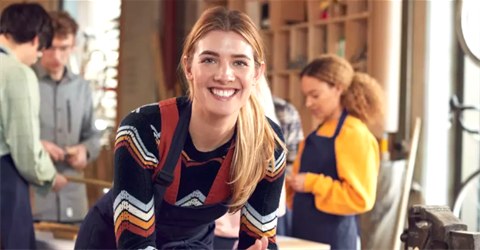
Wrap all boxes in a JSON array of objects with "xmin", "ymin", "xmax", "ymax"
[
  {"xmin": 254, "ymin": 74, "xmax": 279, "ymax": 125},
  {"xmin": 180, "ymin": 6, "xmax": 286, "ymax": 213},
  {"xmin": 300, "ymin": 54, "xmax": 385, "ymax": 127}
]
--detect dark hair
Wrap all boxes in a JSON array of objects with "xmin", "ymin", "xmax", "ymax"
[
  {"xmin": 50, "ymin": 11, "xmax": 79, "ymax": 37},
  {"xmin": 0, "ymin": 2, "xmax": 54, "ymax": 50}
]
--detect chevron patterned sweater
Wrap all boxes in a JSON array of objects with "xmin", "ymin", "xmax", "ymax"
[{"xmin": 112, "ymin": 101, "xmax": 286, "ymax": 250}]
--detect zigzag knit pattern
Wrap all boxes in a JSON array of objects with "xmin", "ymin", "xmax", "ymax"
[{"xmin": 112, "ymin": 101, "xmax": 286, "ymax": 250}]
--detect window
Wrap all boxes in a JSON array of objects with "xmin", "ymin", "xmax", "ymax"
[{"xmin": 454, "ymin": 0, "xmax": 480, "ymax": 231}]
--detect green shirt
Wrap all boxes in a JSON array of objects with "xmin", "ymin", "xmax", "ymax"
[{"xmin": 0, "ymin": 44, "xmax": 56, "ymax": 196}]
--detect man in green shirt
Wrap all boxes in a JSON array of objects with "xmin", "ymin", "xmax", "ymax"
[{"xmin": 0, "ymin": 3, "xmax": 67, "ymax": 248}]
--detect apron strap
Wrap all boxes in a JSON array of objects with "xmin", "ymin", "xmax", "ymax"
[
  {"xmin": 0, "ymin": 48, "xmax": 7, "ymax": 54},
  {"xmin": 333, "ymin": 109, "xmax": 348, "ymax": 138},
  {"xmin": 154, "ymin": 98, "xmax": 192, "ymax": 212}
]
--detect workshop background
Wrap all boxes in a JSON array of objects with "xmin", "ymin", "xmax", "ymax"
[{"xmin": 0, "ymin": 0, "xmax": 479, "ymax": 249}]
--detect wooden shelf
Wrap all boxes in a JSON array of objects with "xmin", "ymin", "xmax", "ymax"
[{"xmin": 199, "ymin": 0, "xmax": 372, "ymax": 135}]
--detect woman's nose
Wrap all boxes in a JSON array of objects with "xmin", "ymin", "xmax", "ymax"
[
  {"xmin": 213, "ymin": 63, "xmax": 235, "ymax": 84},
  {"xmin": 305, "ymin": 98, "xmax": 312, "ymax": 108}
]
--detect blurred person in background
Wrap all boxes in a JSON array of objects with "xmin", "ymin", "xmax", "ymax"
[
  {"xmin": 272, "ymin": 95, "xmax": 304, "ymax": 237},
  {"xmin": 0, "ymin": 3, "xmax": 68, "ymax": 248},
  {"xmin": 31, "ymin": 10, "xmax": 101, "ymax": 224},
  {"xmin": 286, "ymin": 54, "xmax": 383, "ymax": 250}
]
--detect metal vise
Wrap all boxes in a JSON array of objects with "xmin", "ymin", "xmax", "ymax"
[{"xmin": 400, "ymin": 205, "xmax": 480, "ymax": 250}]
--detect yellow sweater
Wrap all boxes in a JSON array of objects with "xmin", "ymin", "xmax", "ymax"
[{"xmin": 286, "ymin": 115, "xmax": 380, "ymax": 215}]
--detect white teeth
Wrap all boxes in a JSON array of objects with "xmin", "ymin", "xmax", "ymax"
[{"xmin": 211, "ymin": 88, "xmax": 235, "ymax": 98}]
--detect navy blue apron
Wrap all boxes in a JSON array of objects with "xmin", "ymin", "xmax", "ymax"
[
  {"xmin": 0, "ymin": 154, "xmax": 37, "ymax": 249},
  {"xmin": 74, "ymin": 189, "xmax": 230, "ymax": 250},
  {"xmin": 291, "ymin": 110, "xmax": 358, "ymax": 250},
  {"xmin": 75, "ymin": 98, "xmax": 232, "ymax": 250},
  {"xmin": 0, "ymin": 47, "xmax": 37, "ymax": 249}
]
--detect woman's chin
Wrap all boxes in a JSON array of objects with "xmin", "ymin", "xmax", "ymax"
[
  {"xmin": 207, "ymin": 106, "xmax": 238, "ymax": 118},
  {"xmin": 194, "ymin": 93, "xmax": 244, "ymax": 119},
  {"xmin": 311, "ymin": 113, "xmax": 325, "ymax": 123}
]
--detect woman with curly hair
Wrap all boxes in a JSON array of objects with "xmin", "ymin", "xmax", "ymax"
[{"xmin": 286, "ymin": 54, "xmax": 384, "ymax": 250}]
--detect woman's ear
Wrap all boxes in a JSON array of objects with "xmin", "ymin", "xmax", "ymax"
[
  {"xmin": 32, "ymin": 35, "xmax": 40, "ymax": 48},
  {"xmin": 183, "ymin": 56, "xmax": 193, "ymax": 81},
  {"xmin": 253, "ymin": 62, "xmax": 266, "ymax": 85},
  {"xmin": 334, "ymin": 85, "xmax": 345, "ymax": 97}
]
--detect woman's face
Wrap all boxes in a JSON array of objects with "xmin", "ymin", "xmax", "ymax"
[
  {"xmin": 184, "ymin": 30, "xmax": 264, "ymax": 118},
  {"xmin": 301, "ymin": 76, "xmax": 342, "ymax": 122}
]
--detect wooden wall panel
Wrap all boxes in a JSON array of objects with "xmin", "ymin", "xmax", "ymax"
[
  {"xmin": 410, "ymin": 0, "xmax": 427, "ymax": 189},
  {"xmin": 116, "ymin": 0, "xmax": 161, "ymax": 122},
  {"xmin": 1, "ymin": 0, "xmax": 59, "ymax": 14},
  {"xmin": 370, "ymin": 0, "xmax": 403, "ymax": 135}
]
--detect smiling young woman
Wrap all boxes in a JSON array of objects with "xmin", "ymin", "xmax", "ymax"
[{"xmin": 74, "ymin": 6, "xmax": 287, "ymax": 250}]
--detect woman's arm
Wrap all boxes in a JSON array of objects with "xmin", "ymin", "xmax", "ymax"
[
  {"xmin": 113, "ymin": 109, "xmax": 160, "ymax": 249},
  {"xmin": 304, "ymin": 126, "xmax": 380, "ymax": 215},
  {"xmin": 237, "ymin": 121, "xmax": 286, "ymax": 250}
]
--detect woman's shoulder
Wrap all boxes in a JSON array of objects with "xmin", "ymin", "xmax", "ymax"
[
  {"xmin": 341, "ymin": 115, "xmax": 378, "ymax": 143},
  {"xmin": 117, "ymin": 103, "xmax": 162, "ymax": 137},
  {"xmin": 266, "ymin": 116, "xmax": 285, "ymax": 143},
  {"xmin": 265, "ymin": 116, "xmax": 287, "ymax": 160},
  {"xmin": 118, "ymin": 96, "xmax": 190, "ymax": 133}
]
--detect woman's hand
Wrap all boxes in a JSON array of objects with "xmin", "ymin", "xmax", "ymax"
[
  {"xmin": 286, "ymin": 173, "xmax": 307, "ymax": 192},
  {"xmin": 245, "ymin": 236, "xmax": 268, "ymax": 250}
]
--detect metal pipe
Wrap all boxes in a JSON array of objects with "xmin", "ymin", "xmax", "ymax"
[{"xmin": 403, "ymin": 0, "xmax": 414, "ymax": 142}]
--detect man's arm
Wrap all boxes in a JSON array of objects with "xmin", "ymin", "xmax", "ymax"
[
  {"xmin": 79, "ymin": 81, "xmax": 102, "ymax": 162},
  {"xmin": 0, "ymin": 66, "xmax": 57, "ymax": 195}
]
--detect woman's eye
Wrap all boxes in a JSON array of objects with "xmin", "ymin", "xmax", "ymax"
[
  {"xmin": 234, "ymin": 61, "xmax": 248, "ymax": 67},
  {"xmin": 201, "ymin": 58, "xmax": 216, "ymax": 64}
]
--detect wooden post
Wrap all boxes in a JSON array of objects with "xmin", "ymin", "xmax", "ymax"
[
  {"xmin": 370, "ymin": 0, "xmax": 403, "ymax": 134},
  {"xmin": 117, "ymin": 0, "xmax": 162, "ymax": 122}
]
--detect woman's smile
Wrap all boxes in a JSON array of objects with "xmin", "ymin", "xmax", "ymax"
[{"xmin": 209, "ymin": 87, "xmax": 239, "ymax": 101}]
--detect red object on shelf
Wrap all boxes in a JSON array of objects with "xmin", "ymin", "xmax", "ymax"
[{"xmin": 322, "ymin": 10, "xmax": 328, "ymax": 19}]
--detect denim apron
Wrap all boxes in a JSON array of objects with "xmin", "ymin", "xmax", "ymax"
[
  {"xmin": 291, "ymin": 110, "xmax": 358, "ymax": 250},
  {"xmin": 0, "ymin": 47, "xmax": 37, "ymax": 249},
  {"xmin": 75, "ymin": 97, "xmax": 234, "ymax": 250}
]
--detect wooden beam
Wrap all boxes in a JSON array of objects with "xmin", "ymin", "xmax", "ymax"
[
  {"xmin": 34, "ymin": 222, "xmax": 79, "ymax": 232},
  {"xmin": 34, "ymin": 222, "xmax": 79, "ymax": 241},
  {"xmin": 64, "ymin": 175, "xmax": 113, "ymax": 189}
]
